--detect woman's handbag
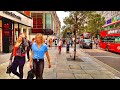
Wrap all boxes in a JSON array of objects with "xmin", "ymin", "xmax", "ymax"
[
  {"xmin": 27, "ymin": 69, "xmax": 35, "ymax": 79},
  {"xmin": 6, "ymin": 63, "xmax": 13, "ymax": 74}
]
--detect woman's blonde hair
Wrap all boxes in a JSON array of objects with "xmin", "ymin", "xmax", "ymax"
[{"xmin": 35, "ymin": 33, "xmax": 44, "ymax": 44}]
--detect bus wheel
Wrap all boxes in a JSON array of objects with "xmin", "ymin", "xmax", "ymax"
[{"xmin": 106, "ymin": 46, "xmax": 109, "ymax": 51}]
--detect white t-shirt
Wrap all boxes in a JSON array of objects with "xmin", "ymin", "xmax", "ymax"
[{"xmin": 58, "ymin": 41, "xmax": 62, "ymax": 46}]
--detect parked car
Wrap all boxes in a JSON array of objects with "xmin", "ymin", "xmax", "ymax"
[{"xmin": 79, "ymin": 39, "xmax": 92, "ymax": 49}]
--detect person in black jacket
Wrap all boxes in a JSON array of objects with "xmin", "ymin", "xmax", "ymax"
[{"xmin": 9, "ymin": 34, "xmax": 28, "ymax": 79}]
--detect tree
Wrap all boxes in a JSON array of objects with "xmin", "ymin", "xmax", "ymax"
[
  {"xmin": 63, "ymin": 11, "xmax": 94, "ymax": 35},
  {"xmin": 86, "ymin": 13, "xmax": 106, "ymax": 37},
  {"xmin": 62, "ymin": 11, "xmax": 105, "ymax": 38}
]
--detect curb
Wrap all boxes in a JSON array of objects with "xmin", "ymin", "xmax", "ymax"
[{"xmin": 79, "ymin": 48, "xmax": 120, "ymax": 78}]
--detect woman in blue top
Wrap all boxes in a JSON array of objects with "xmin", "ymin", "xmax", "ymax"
[{"xmin": 30, "ymin": 33, "xmax": 51, "ymax": 79}]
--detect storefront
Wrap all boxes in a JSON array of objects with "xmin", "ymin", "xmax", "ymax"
[
  {"xmin": 0, "ymin": 11, "xmax": 33, "ymax": 53},
  {"xmin": 0, "ymin": 28, "xmax": 1, "ymax": 53}
]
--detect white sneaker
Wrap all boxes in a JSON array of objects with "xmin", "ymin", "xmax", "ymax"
[{"xmin": 22, "ymin": 77, "xmax": 26, "ymax": 79}]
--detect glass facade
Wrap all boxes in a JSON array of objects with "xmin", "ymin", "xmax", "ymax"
[{"xmin": 45, "ymin": 13, "xmax": 51, "ymax": 29}]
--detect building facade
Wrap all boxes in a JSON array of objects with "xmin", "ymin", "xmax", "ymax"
[
  {"xmin": 0, "ymin": 11, "xmax": 33, "ymax": 53},
  {"xmin": 96, "ymin": 11, "xmax": 120, "ymax": 25},
  {"xmin": 30, "ymin": 11, "xmax": 61, "ymax": 40}
]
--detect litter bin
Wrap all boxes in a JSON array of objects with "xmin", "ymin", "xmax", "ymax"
[{"xmin": 66, "ymin": 44, "xmax": 69, "ymax": 53}]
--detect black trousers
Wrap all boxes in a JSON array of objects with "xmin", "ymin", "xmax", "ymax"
[
  {"xmin": 33, "ymin": 59, "xmax": 44, "ymax": 79},
  {"xmin": 27, "ymin": 49, "xmax": 30, "ymax": 60},
  {"xmin": 11, "ymin": 56, "xmax": 25, "ymax": 79}
]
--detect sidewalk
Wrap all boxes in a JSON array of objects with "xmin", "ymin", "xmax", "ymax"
[{"xmin": 0, "ymin": 46, "xmax": 120, "ymax": 79}]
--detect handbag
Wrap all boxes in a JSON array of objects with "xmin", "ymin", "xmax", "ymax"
[
  {"xmin": 27, "ymin": 69, "xmax": 35, "ymax": 79},
  {"xmin": 6, "ymin": 63, "xmax": 13, "ymax": 74}
]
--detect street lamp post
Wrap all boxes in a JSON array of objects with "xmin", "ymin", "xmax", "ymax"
[{"xmin": 73, "ymin": 15, "xmax": 78, "ymax": 60}]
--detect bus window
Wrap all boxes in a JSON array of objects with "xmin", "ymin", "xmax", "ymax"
[
  {"xmin": 101, "ymin": 37, "xmax": 104, "ymax": 42},
  {"xmin": 111, "ymin": 37, "xmax": 115, "ymax": 43},
  {"xmin": 115, "ymin": 37, "xmax": 120, "ymax": 43},
  {"xmin": 103, "ymin": 37, "xmax": 108, "ymax": 42},
  {"xmin": 115, "ymin": 37, "xmax": 119, "ymax": 43},
  {"xmin": 119, "ymin": 37, "xmax": 120, "ymax": 43}
]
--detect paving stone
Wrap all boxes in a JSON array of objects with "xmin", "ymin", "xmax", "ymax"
[
  {"xmin": 99, "ymin": 70, "xmax": 115, "ymax": 76},
  {"xmin": 74, "ymin": 74, "xmax": 93, "ymax": 79},
  {"xmin": 84, "ymin": 70, "xmax": 102, "ymax": 75},
  {"xmin": 56, "ymin": 65, "xmax": 69, "ymax": 70},
  {"xmin": 67, "ymin": 62, "xmax": 81, "ymax": 65},
  {"xmin": 54, "ymin": 68, "xmax": 70, "ymax": 73},
  {"xmin": 90, "ymin": 74, "xmax": 112, "ymax": 79},
  {"xmin": 69, "ymin": 65, "xmax": 81, "ymax": 70},
  {"xmin": 57, "ymin": 73, "xmax": 75, "ymax": 79},
  {"xmin": 81, "ymin": 66, "xmax": 99, "ymax": 70},
  {"xmin": 69, "ymin": 69, "xmax": 86, "ymax": 74},
  {"xmin": 44, "ymin": 68, "xmax": 54, "ymax": 73},
  {"xmin": 43, "ymin": 72, "xmax": 56, "ymax": 79},
  {"xmin": 108, "ymin": 75, "xmax": 120, "ymax": 79}
]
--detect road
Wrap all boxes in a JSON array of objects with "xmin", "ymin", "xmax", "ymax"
[{"xmin": 76, "ymin": 44, "xmax": 120, "ymax": 72}]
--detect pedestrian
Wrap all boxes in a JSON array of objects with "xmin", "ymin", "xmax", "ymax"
[
  {"xmin": 30, "ymin": 38, "xmax": 35, "ymax": 51},
  {"xmin": 58, "ymin": 39, "xmax": 63, "ymax": 54},
  {"xmin": 94, "ymin": 38, "xmax": 99, "ymax": 49},
  {"xmin": 31, "ymin": 38, "xmax": 35, "ymax": 44},
  {"xmin": 70, "ymin": 39, "xmax": 73, "ymax": 47},
  {"xmin": 25, "ymin": 36, "xmax": 31, "ymax": 62},
  {"xmin": 29, "ymin": 33, "xmax": 51, "ymax": 79},
  {"xmin": 45, "ymin": 38, "xmax": 48, "ymax": 45},
  {"xmin": 9, "ymin": 34, "xmax": 29, "ymax": 79},
  {"xmin": 55, "ymin": 39, "xmax": 57, "ymax": 47},
  {"xmin": 49, "ymin": 38, "xmax": 53, "ymax": 48}
]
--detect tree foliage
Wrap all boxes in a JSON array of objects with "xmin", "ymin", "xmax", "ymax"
[
  {"xmin": 85, "ymin": 13, "xmax": 106, "ymax": 37},
  {"xmin": 61, "ymin": 11, "xmax": 106, "ymax": 37}
]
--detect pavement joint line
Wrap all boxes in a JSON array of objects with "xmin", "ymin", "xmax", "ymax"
[{"xmin": 79, "ymin": 48, "xmax": 120, "ymax": 78}]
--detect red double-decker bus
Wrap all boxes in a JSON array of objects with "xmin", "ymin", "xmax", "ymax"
[{"xmin": 100, "ymin": 20, "xmax": 120, "ymax": 53}]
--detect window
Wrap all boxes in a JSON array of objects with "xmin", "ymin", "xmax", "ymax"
[
  {"xmin": 33, "ymin": 18, "xmax": 37, "ymax": 25},
  {"xmin": 115, "ymin": 37, "xmax": 120, "ymax": 43},
  {"xmin": 31, "ymin": 13, "xmax": 43, "ymax": 30},
  {"xmin": 45, "ymin": 13, "xmax": 51, "ymax": 29},
  {"xmin": 102, "ymin": 36, "xmax": 115, "ymax": 43}
]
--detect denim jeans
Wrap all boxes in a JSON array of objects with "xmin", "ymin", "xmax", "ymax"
[
  {"xmin": 33, "ymin": 59, "xmax": 44, "ymax": 79},
  {"xmin": 11, "ymin": 56, "xmax": 25, "ymax": 79}
]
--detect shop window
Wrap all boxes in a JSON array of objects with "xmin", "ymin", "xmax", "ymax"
[
  {"xmin": 33, "ymin": 18, "xmax": 37, "ymax": 25},
  {"xmin": 37, "ymin": 18, "xmax": 42, "ymax": 24},
  {"xmin": 36, "ymin": 24, "xmax": 42, "ymax": 28},
  {"xmin": 33, "ymin": 25, "xmax": 37, "ymax": 28},
  {"xmin": 0, "ymin": 28, "xmax": 1, "ymax": 52}
]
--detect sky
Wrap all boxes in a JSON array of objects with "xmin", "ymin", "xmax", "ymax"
[{"xmin": 56, "ymin": 11, "xmax": 69, "ymax": 28}]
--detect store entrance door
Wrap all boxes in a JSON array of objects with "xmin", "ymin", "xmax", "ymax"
[{"xmin": 2, "ymin": 30, "xmax": 12, "ymax": 53}]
